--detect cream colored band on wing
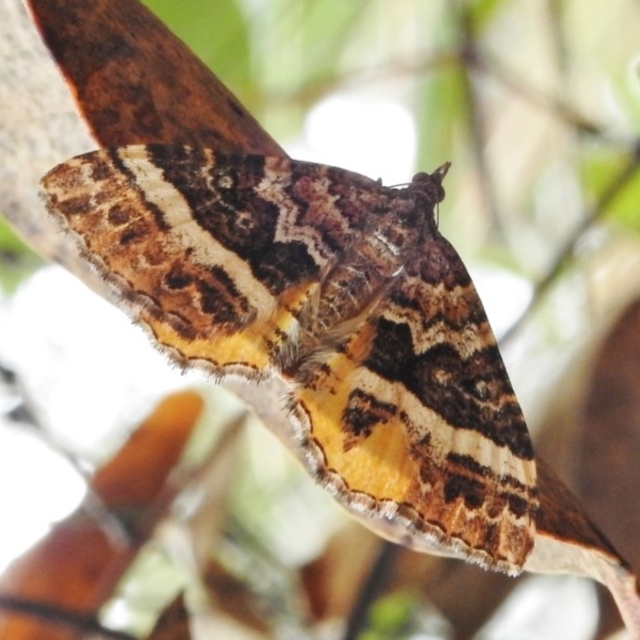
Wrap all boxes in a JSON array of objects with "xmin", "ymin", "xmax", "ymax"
[
  {"xmin": 258, "ymin": 160, "xmax": 346, "ymax": 268},
  {"xmin": 407, "ymin": 315, "xmax": 492, "ymax": 359},
  {"xmin": 118, "ymin": 147, "xmax": 277, "ymax": 314},
  {"xmin": 382, "ymin": 282, "xmax": 493, "ymax": 359},
  {"xmin": 352, "ymin": 366, "xmax": 536, "ymax": 489}
]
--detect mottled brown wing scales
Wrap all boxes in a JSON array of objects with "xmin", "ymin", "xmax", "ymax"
[
  {"xmin": 42, "ymin": 145, "xmax": 538, "ymax": 573},
  {"xmin": 293, "ymin": 291, "xmax": 536, "ymax": 570},
  {"xmin": 366, "ymin": 239, "xmax": 535, "ymax": 568},
  {"xmin": 287, "ymin": 199, "xmax": 536, "ymax": 570},
  {"xmin": 42, "ymin": 146, "xmax": 360, "ymax": 375}
]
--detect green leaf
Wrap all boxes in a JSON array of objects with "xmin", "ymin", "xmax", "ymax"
[
  {"xmin": 141, "ymin": 0, "xmax": 253, "ymax": 102},
  {"xmin": 582, "ymin": 149, "xmax": 640, "ymax": 233},
  {"xmin": 0, "ymin": 218, "xmax": 41, "ymax": 293},
  {"xmin": 467, "ymin": 0, "xmax": 512, "ymax": 32},
  {"xmin": 416, "ymin": 62, "xmax": 467, "ymax": 172},
  {"xmin": 359, "ymin": 592, "xmax": 415, "ymax": 640}
]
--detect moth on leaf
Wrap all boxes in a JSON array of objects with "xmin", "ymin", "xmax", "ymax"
[{"xmin": 42, "ymin": 145, "xmax": 537, "ymax": 574}]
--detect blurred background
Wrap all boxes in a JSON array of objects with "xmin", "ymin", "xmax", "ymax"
[{"xmin": 1, "ymin": 1, "xmax": 640, "ymax": 638}]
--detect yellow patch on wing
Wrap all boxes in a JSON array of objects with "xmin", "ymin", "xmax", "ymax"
[
  {"xmin": 139, "ymin": 305, "xmax": 300, "ymax": 376},
  {"xmin": 298, "ymin": 352, "xmax": 418, "ymax": 503}
]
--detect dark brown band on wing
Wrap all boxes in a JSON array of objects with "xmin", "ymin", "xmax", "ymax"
[
  {"xmin": 364, "ymin": 316, "xmax": 534, "ymax": 461},
  {"xmin": 144, "ymin": 146, "xmax": 323, "ymax": 295}
]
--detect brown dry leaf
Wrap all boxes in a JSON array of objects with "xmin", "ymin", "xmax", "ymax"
[
  {"xmin": 0, "ymin": 0, "xmax": 93, "ymax": 272},
  {"xmin": 0, "ymin": 390, "xmax": 203, "ymax": 640},
  {"xmin": 145, "ymin": 594, "xmax": 191, "ymax": 640},
  {"xmin": 91, "ymin": 390, "xmax": 203, "ymax": 508},
  {"xmin": 300, "ymin": 524, "xmax": 383, "ymax": 623},
  {"xmin": 25, "ymin": 0, "xmax": 284, "ymax": 156},
  {"xmin": 532, "ymin": 294, "xmax": 640, "ymax": 638},
  {"xmin": 11, "ymin": 0, "xmax": 640, "ymax": 635},
  {"xmin": 301, "ymin": 522, "xmax": 517, "ymax": 637},
  {"xmin": 201, "ymin": 559, "xmax": 270, "ymax": 635},
  {"xmin": 577, "ymin": 298, "xmax": 640, "ymax": 638},
  {"xmin": 416, "ymin": 557, "xmax": 516, "ymax": 637},
  {"xmin": 525, "ymin": 459, "xmax": 640, "ymax": 636},
  {"xmin": 579, "ymin": 298, "xmax": 640, "ymax": 572}
]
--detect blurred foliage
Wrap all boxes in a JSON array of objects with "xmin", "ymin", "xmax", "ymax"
[
  {"xmin": 360, "ymin": 593, "xmax": 420, "ymax": 640},
  {"xmin": 3, "ymin": 0, "xmax": 640, "ymax": 639},
  {"xmin": 141, "ymin": 0, "xmax": 252, "ymax": 97},
  {"xmin": 139, "ymin": 0, "xmax": 640, "ymax": 264},
  {"xmin": 0, "ymin": 222, "xmax": 40, "ymax": 294},
  {"xmin": 0, "ymin": 219, "xmax": 26, "ymax": 255},
  {"xmin": 116, "ymin": 3, "xmax": 640, "ymax": 636}
]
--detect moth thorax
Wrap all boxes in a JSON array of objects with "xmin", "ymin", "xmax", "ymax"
[{"xmin": 310, "ymin": 229, "xmax": 407, "ymax": 337}]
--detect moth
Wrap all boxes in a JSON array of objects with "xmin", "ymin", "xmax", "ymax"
[{"xmin": 42, "ymin": 144, "xmax": 537, "ymax": 573}]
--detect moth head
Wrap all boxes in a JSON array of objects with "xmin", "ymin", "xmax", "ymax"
[{"xmin": 410, "ymin": 162, "xmax": 450, "ymax": 206}]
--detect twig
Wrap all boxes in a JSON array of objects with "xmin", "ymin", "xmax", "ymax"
[
  {"xmin": 454, "ymin": 2, "xmax": 505, "ymax": 241},
  {"xmin": 341, "ymin": 541, "xmax": 400, "ymax": 640},
  {"xmin": 0, "ymin": 595, "xmax": 137, "ymax": 640},
  {"xmin": 472, "ymin": 49, "xmax": 603, "ymax": 137},
  {"xmin": 500, "ymin": 147, "xmax": 640, "ymax": 344}
]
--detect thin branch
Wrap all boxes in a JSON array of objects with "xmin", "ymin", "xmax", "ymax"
[
  {"xmin": 471, "ymin": 49, "xmax": 604, "ymax": 138},
  {"xmin": 500, "ymin": 147, "xmax": 640, "ymax": 344},
  {"xmin": 341, "ymin": 541, "xmax": 401, "ymax": 640},
  {"xmin": 0, "ymin": 595, "xmax": 137, "ymax": 640},
  {"xmin": 265, "ymin": 50, "xmax": 457, "ymax": 112},
  {"xmin": 454, "ymin": 1, "xmax": 505, "ymax": 241},
  {"xmin": 547, "ymin": 0, "xmax": 570, "ymax": 78}
]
